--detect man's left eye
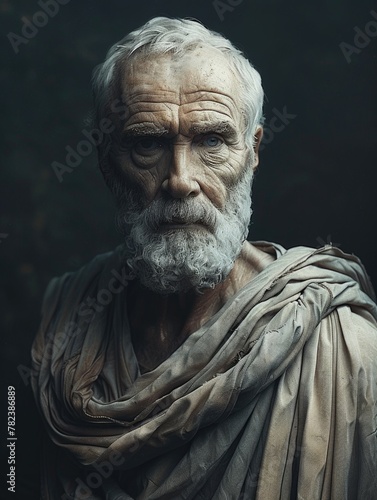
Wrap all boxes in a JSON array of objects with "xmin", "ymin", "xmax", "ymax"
[{"xmin": 201, "ymin": 136, "xmax": 223, "ymax": 148}]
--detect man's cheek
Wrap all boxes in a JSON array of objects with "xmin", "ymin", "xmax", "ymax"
[
  {"xmin": 212, "ymin": 152, "xmax": 247, "ymax": 185},
  {"xmin": 199, "ymin": 172, "xmax": 229, "ymax": 209},
  {"xmin": 126, "ymin": 168, "xmax": 162, "ymax": 203},
  {"xmin": 227, "ymin": 149, "xmax": 250, "ymax": 176},
  {"xmin": 197, "ymin": 148, "xmax": 230, "ymax": 168}
]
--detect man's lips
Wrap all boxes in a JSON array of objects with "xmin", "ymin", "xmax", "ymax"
[
  {"xmin": 157, "ymin": 218, "xmax": 208, "ymax": 231},
  {"xmin": 159, "ymin": 222, "xmax": 203, "ymax": 229}
]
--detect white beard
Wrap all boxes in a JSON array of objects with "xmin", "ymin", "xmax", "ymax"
[{"xmin": 116, "ymin": 168, "xmax": 254, "ymax": 294}]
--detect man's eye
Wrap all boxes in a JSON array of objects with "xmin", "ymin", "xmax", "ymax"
[
  {"xmin": 134, "ymin": 137, "xmax": 164, "ymax": 155},
  {"xmin": 201, "ymin": 136, "xmax": 223, "ymax": 148}
]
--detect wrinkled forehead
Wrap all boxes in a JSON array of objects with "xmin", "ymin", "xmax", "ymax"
[{"xmin": 118, "ymin": 46, "xmax": 243, "ymax": 114}]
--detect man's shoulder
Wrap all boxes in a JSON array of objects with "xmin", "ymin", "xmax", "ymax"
[
  {"xmin": 40, "ymin": 245, "xmax": 126, "ymax": 316},
  {"xmin": 251, "ymin": 241, "xmax": 377, "ymax": 354},
  {"xmin": 280, "ymin": 243, "xmax": 377, "ymax": 372},
  {"xmin": 270, "ymin": 242, "xmax": 375, "ymax": 299}
]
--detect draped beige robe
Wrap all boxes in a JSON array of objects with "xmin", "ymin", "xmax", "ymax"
[{"xmin": 31, "ymin": 242, "xmax": 377, "ymax": 499}]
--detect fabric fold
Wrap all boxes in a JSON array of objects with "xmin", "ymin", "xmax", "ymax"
[{"xmin": 31, "ymin": 243, "xmax": 377, "ymax": 499}]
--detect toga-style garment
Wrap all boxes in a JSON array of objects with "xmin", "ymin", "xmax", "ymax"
[{"xmin": 31, "ymin": 242, "xmax": 377, "ymax": 499}]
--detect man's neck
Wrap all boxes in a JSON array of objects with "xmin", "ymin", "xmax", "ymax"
[{"xmin": 127, "ymin": 241, "xmax": 275, "ymax": 373}]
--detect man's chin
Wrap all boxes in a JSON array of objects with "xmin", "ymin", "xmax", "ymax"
[{"xmin": 125, "ymin": 242, "xmax": 228, "ymax": 294}]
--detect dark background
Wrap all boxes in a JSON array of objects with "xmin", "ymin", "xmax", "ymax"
[{"xmin": 1, "ymin": 0, "xmax": 376, "ymax": 498}]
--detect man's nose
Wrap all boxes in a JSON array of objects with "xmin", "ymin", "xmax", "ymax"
[{"xmin": 161, "ymin": 145, "xmax": 200, "ymax": 198}]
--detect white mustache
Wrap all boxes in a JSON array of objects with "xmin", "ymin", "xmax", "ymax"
[{"xmin": 141, "ymin": 198, "xmax": 219, "ymax": 231}]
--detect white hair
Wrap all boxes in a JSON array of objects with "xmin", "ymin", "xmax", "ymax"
[{"xmin": 91, "ymin": 16, "xmax": 264, "ymax": 173}]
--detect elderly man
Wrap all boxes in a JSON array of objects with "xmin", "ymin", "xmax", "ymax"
[{"xmin": 32, "ymin": 17, "xmax": 377, "ymax": 499}]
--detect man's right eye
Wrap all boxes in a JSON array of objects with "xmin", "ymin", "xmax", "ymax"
[
  {"xmin": 133, "ymin": 137, "xmax": 164, "ymax": 156},
  {"xmin": 121, "ymin": 136, "xmax": 167, "ymax": 168}
]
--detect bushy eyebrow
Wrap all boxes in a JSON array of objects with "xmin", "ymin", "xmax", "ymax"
[
  {"xmin": 189, "ymin": 121, "xmax": 238, "ymax": 139},
  {"xmin": 122, "ymin": 121, "xmax": 238, "ymax": 139},
  {"xmin": 123, "ymin": 124, "xmax": 169, "ymax": 137}
]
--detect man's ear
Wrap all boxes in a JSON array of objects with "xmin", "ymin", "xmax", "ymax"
[{"xmin": 252, "ymin": 126, "xmax": 263, "ymax": 171}]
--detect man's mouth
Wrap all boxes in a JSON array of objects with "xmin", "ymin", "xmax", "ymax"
[{"xmin": 158, "ymin": 217, "xmax": 207, "ymax": 231}]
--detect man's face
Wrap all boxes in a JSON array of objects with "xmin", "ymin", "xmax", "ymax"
[
  {"xmin": 109, "ymin": 46, "xmax": 258, "ymax": 293},
  {"xmin": 113, "ymin": 45, "xmax": 252, "ymax": 210}
]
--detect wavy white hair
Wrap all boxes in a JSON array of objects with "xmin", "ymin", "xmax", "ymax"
[{"xmin": 91, "ymin": 16, "xmax": 264, "ymax": 179}]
